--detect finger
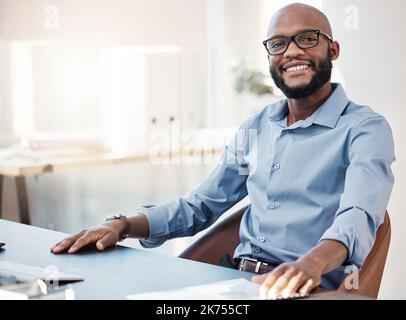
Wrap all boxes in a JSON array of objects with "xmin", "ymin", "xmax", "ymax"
[
  {"xmin": 51, "ymin": 231, "xmax": 85, "ymax": 254},
  {"xmin": 251, "ymin": 273, "xmax": 268, "ymax": 284},
  {"xmin": 258, "ymin": 267, "xmax": 288, "ymax": 299},
  {"xmin": 51, "ymin": 238, "xmax": 75, "ymax": 253},
  {"xmin": 280, "ymin": 272, "xmax": 307, "ymax": 298},
  {"xmin": 68, "ymin": 231, "xmax": 103, "ymax": 254},
  {"xmin": 50, "ymin": 241, "xmax": 63, "ymax": 252},
  {"xmin": 299, "ymin": 278, "xmax": 317, "ymax": 296},
  {"xmin": 96, "ymin": 232, "xmax": 118, "ymax": 251},
  {"xmin": 263, "ymin": 267, "xmax": 297, "ymax": 299},
  {"xmin": 257, "ymin": 265, "xmax": 286, "ymax": 287}
]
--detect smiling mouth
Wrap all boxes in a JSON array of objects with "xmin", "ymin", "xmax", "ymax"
[{"xmin": 282, "ymin": 64, "xmax": 312, "ymax": 73}]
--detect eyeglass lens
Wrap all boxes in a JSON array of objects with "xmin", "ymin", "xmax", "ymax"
[{"xmin": 266, "ymin": 30, "xmax": 319, "ymax": 55}]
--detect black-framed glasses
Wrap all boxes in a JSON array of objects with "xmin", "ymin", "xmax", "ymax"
[{"xmin": 263, "ymin": 29, "xmax": 333, "ymax": 56}]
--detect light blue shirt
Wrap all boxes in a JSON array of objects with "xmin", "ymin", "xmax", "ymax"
[{"xmin": 138, "ymin": 83, "xmax": 395, "ymax": 289}]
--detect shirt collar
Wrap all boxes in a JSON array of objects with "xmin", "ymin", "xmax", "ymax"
[{"xmin": 268, "ymin": 83, "xmax": 349, "ymax": 129}]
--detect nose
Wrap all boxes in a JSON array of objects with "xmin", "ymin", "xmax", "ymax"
[{"xmin": 283, "ymin": 40, "xmax": 305, "ymax": 59}]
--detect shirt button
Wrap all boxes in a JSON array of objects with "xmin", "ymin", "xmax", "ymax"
[
  {"xmin": 269, "ymin": 202, "xmax": 276, "ymax": 209},
  {"xmin": 254, "ymin": 247, "xmax": 261, "ymax": 253},
  {"xmin": 258, "ymin": 236, "xmax": 266, "ymax": 242},
  {"xmin": 274, "ymin": 163, "xmax": 280, "ymax": 170}
]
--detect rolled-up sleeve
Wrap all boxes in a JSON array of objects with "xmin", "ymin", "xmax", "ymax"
[
  {"xmin": 320, "ymin": 116, "xmax": 395, "ymax": 267},
  {"xmin": 139, "ymin": 127, "xmax": 250, "ymax": 248}
]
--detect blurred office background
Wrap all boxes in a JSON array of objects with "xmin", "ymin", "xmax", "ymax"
[{"xmin": 0, "ymin": 0, "xmax": 405, "ymax": 299}]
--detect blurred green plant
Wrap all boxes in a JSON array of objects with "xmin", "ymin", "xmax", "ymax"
[{"xmin": 232, "ymin": 62, "xmax": 275, "ymax": 96}]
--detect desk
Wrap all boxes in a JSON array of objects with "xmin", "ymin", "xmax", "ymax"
[
  {"xmin": 0, "ymin": 219, "xmax": 370, "ymax": 300},
  {"xmin": 0, "ymin": 148, "xmax": 221, "ymax": 225},
  {"xmin": 0, "ymin": 219, "xmax": 252, "ymax": 299}
]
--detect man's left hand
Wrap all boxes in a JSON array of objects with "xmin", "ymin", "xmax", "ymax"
[{"xmin": 251, "ymin": 259, "xmax": 322, "ymax": 299}]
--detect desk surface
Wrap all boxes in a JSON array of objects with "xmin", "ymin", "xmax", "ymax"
[{"xmin": 0, "ymin": 219, "xmax": 369, "ymax": 300}]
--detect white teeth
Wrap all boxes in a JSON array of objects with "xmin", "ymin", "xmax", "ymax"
[{"xmin": 286, "ymin": 65, "xmax": 310, "ymax": 73}]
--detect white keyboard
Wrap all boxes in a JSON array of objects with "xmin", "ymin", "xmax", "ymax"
[{"xmin": 0, "ymin": 261, "xmax": 83, "ymax": 283}]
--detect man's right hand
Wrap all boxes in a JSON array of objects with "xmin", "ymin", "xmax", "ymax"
[{"xmin": 50, "ymin": 220, "xmax": 125, "ymax": 254}]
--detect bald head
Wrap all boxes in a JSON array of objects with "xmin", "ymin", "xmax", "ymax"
[{"xmin": 268, "ymin": 3, "xmax": 333, "ymax": 39}]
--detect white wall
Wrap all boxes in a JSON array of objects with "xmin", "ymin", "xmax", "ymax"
[
  {"xmin": 0, "ymin": 0, "xmax": 210, "ymax": 138},
  {"xmin": 0, "ymin": 0, "xmax": 14, "ymax": 146},
  {"xmin": 322, "ymin": 0, "xmax": 406, "ymax": 299},
  {"xmin": 0, "ymin": 0, "xmax": 207, "ymax": 45}
]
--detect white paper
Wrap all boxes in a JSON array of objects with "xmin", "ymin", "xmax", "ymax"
[{"xmin": 126, "ymin": 278, "xmax": 261, "ymax": 300}]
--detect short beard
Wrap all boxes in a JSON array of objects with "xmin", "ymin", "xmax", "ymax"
[{"xmin": 270, "ymin": 50, "xmax": 333, "ymax": 99}]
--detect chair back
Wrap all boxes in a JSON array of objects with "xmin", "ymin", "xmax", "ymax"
[{"xmin": 179, "ymin": 205, "xmax": 246, "ymax": 264}]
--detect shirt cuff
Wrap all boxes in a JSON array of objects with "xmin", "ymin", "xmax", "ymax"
[
  {"xmin": 319, "ymin": 207, "xmax": 376, "ymax": 267},
  {"xmin": 137, "ymin": 205, "xmax": 170, "ymax": 248}
]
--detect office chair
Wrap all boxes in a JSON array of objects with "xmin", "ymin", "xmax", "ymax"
[{"xmin": 179, "ymin": 205, "xmax": 391, "ymax": 299}]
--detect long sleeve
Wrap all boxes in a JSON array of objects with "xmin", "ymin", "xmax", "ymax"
[
  {"xmin": 319, "ymin": 116, "xmax": 395, "ymax": 267},
  {"xmin": 139, "ymin": 127, "xmax": 250, "ymax": 248}
]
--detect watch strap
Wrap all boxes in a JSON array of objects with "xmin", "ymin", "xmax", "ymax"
[
  {"xmin": 105, "ymin": 214, "xmax": 130, "ymax": 241},
  {"xmin": 118, "ymin": 215, "xmax": 130, "ymax": 241}
]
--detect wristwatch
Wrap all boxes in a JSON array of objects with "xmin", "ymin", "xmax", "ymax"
[{"xmin": 104, "ymin": 214, "xmax": 130, "ymax": 241}]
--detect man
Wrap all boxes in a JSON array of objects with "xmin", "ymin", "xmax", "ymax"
[{"xmin": 51, "ymin": 3, "xmax": 395, "ymax": 299}]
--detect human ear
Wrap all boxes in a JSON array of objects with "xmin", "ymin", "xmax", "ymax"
[{"xmin": 330, "ymin": 41, "xmax": 340, "ymax": 60}]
